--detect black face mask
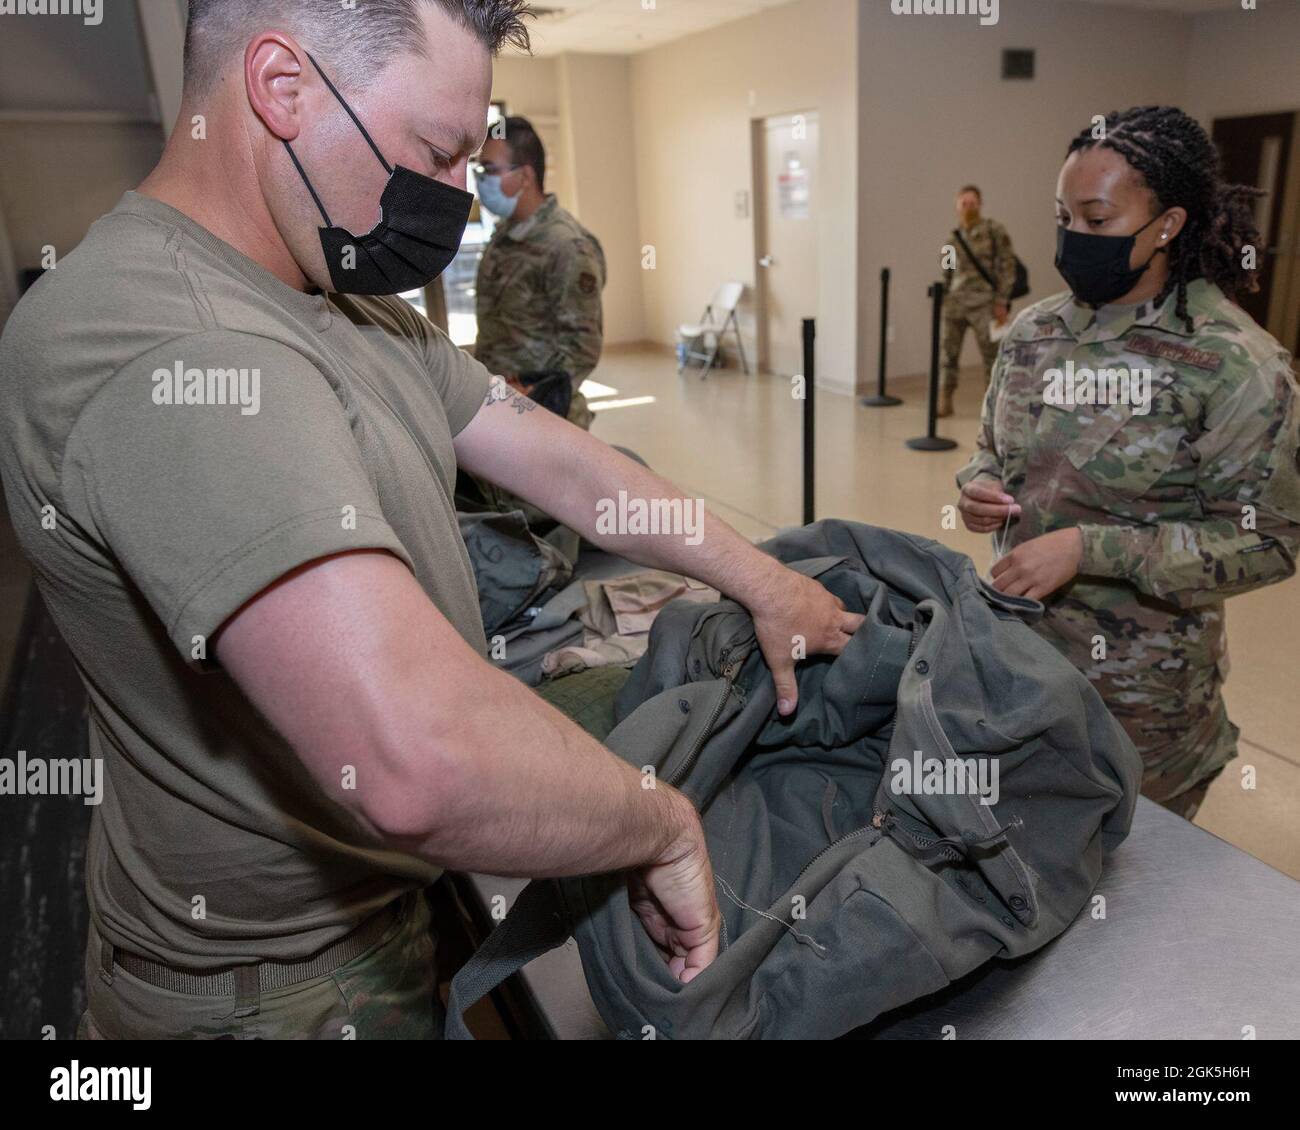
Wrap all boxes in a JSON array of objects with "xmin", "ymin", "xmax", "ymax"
[
  {"xmin": 284, "ymin": 53, "xmax": 473, "ymax": 296},
  {"xmin": 1054, "ymin": 213, "xmax": 1165, "ymax": 306}
]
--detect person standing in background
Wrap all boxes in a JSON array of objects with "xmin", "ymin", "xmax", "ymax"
[
  {"xmin": 474, "ymin": 116, "xmax": 606, "ymax": 431},
  {"xmin": 939, "ymin": 185, "xmax": 1017, "ymax": 418}
]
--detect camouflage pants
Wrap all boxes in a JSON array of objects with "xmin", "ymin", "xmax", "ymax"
[
  {"xmin": 76, "ymin": 892, "xmax": 441, "ymax": 1040},
  {"xmin": 940, "ymin": 299, "xmax": 998, "ymax": 393},
  {"xmin": 1033, "ymin": 602, "xmax": 1239, "ymax": 820}
]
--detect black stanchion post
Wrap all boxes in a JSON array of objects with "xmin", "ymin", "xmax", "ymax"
[
  {"xmin": 802, "ymin": 318, "xmax": 816, "ymax": 526},
  {"xmin": 906, "ymin": 281, "xmax": 958, "ymax": 451},
  {"xmin": 861, "ymin": 267, "xmax": 902, "ymax": 407}
]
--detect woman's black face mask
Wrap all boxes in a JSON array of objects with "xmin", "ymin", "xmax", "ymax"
[
  {"xmin": 283, "ymin": 53, "xmax": 473, "ymax": 296},
  {"xmin": 1054, "ymin": 212, "xmax": 1165, "ymax": 306}
]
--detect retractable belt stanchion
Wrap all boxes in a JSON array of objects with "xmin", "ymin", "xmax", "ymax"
[
  {"xmin": 906, "ymin": 281, "xmax": 958, "ymax": 452},
  {"xmin": 802, "ymin": 318, "xmax": 816, "ymax": 526},
  {"xmin": 860, "ymin": 267, "xmax": 902, "ymax": 408}
]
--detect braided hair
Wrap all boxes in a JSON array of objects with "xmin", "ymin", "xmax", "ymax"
[{"xmin": 1067, "ymin": 106, "xmax": 1263, "ymax": 331}]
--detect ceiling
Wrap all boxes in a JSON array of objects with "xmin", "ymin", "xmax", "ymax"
[
  {"xmin": 513, "ymin": 0, "xmax": 1246, "ymax": 58},
  {"xmin": 516, "ymin": 0, "xmax": 796, "ymax": 57},
  {"xmin": 1075, "ymin": 0, "xmax": 1245, "ymax": 11}
]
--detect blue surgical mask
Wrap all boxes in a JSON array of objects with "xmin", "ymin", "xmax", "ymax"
[{"xmin": 478, "ymin": 174, "xmax": 520, "ymax": 219}]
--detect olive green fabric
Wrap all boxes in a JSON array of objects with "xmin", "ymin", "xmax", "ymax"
[
  {"xmin": 448, "ymin": 521, "xmax": 1141, "ymax": 1040},
  {"xmin": 0, "ymin": 191, "xmax": 491, "ymax": 972},
  {"xmin": 534, "ymin": 666, "xmax": 633, "ymax": 743},
  {"xmin": 78, "ymin": 893, "xmax": 439, "ymax": 1040}
]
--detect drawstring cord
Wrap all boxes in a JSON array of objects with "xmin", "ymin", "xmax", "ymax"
[{"xmin": 991, "ymin": 503, "xmax": 1015, "ymax": 564}]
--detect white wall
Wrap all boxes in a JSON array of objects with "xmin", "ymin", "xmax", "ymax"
[
  {"xmin": 631, "ymin": 0, "xmax": 861, "ymax": 392},
  {"xmin": 855, "ymin": 0, "xmax": 1192, "ymax": 383}
]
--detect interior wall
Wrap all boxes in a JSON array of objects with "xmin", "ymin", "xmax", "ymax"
[
  {"xmin": 0, "ymin": 120, "xmax": 163, "ymax": 272},
  {"xmin": 0, "ymin": 3, "xmax": 156, "ymax": 117},
  {"xmin": 0, "ymin": 1, "xmax": 162, "ymax": 329},
  {"xmin": 490, "ymin": 53, "xmax": 644, "ymax": 347},
  {"xmin": 490, "ymin": 56, "xmax": 571, "ymax": 222},
  {"xmin": 557, "ymin": 54, "xmax": 645, "ymax": 347},
  {"xmin": 630, "ymin": 0, "xmax": 860, "ymax": 393},
  {"xmin": 855, "ymin": 0, "xmax": 1192, "ymax": 385},
  {"xmin": 1182, "ymin": 2, "xmax": 1300, "ymax": 125}
]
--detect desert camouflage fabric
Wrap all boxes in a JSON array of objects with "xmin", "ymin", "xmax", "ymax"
[
  {"xmin": 957, "ymin": 278, "xmax": 1300, "ymax": 811},
  {"xmin": 475, "ymin": 194, "xmax": 606, "ymax": 430},
  {"xmin": 941, "ymin": 217, "xmax": 1017, "ymax": 391}
]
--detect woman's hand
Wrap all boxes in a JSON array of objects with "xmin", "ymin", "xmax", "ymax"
[
  {"xmin": 958, "ymin": 477, "xmax": 1021, "ymax": 533},
  {"xmin": 990, "ymin": 528, "xmax": 1083, "ymax": 600}
]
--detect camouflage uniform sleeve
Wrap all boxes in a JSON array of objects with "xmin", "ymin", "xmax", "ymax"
[
  {"xmin": 993, "ymin": 223, "xmax": 1017, "ymax": 302},
  {"xmin": 549, "ymin": 237, "xmax": 606, "ymax": 385},
  {"xmin": 1077, "ymin": 356, "xmax": 1300, "ymax": 607},
  {"xmin": 955, "ymin": 346, "xmax": 1008, "ymax": 490}
]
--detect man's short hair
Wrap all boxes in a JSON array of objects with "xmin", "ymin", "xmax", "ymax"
[
  {"xmin": 958, "ymin": 184, "xmax": 983, "ymax": 201},
  {"xmin": 502, "ymin": 116, "xmax": 545, "ymax": 189},
  {"xmin": 184, "ymin": 0, "xmax": 532, "ymax": 97}
]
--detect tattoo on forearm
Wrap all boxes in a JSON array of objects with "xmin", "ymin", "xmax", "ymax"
[{"xmin": 484, "ymin": 377, "xmax": 538, "ymax": 415}]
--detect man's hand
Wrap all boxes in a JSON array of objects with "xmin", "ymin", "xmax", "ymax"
[
  {"xmin": 627, "ymin": 804, "xmax": 721, "ymax": 983},
  {"xmin": 993, "ymin": 301, "xmax": 1010, "ymax": 325},
  {"xmin": 454, "ymin": 401, "xmax": 865, "ymax": 716},
  {"xmin": 958, "ymin": 477, "xmax": 1021, "ymax": 533},
  {"xmin": 749, "ymin": 568, "xmax": 866, "ymax": 716},
  {"xmin": 990, "ymin": 527, "xmax": 1083, "ymax": 600}
]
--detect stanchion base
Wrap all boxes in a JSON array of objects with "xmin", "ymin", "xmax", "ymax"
[
  {"xmin": 905, "ymin": 436, "xmax": 959, "ymax": 451},
  {"xmin": 860, "ymin": 395, "xmax": 903, "ymax": 407}
]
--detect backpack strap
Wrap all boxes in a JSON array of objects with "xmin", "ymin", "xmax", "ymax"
[
  {"xmin": 445, "ymin": 878, "xmax": 570, "ymax": 1039},
  {"xmin": 952, "ymin": 227, "xmax": 999, "ymax": 293}
]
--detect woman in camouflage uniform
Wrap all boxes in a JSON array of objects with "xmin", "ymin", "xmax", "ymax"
[{"xmin": 956, "ymin": 106, "xmax": 1300, "ymax": 820}]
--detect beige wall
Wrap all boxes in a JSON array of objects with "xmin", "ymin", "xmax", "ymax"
[
  {"xmin": 491, "ymin": 53, "xmax": 644, "ymax": 347},
  {"xmin": 1183, "ymin": 2, "xmax": 1300, "ymax": 125},
  {"xmin": 630, "ymin": 0, "xmax": 860, "ymax": 392},
  {"xmin": 490, "ymin": 55, "xmax": 570, "ymax": 207},
  {"xmin": 492, "ymin": 55, "xmax": 561, "ymax": 117},
  {"xmin": 0, "ymin": 118, "xmax": 162, "ymax": 272},
  {"xmin": 558, "ymin": 54, "xmax": 645, "ymax": 347},
  {"xmin": 855, "ymin": 0, "xmax": 1192, "ymax": 384}
]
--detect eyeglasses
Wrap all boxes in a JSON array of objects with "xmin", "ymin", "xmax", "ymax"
[{"xmin": 473, "ymin": 162, "xmax": 521, "ymax": 179}]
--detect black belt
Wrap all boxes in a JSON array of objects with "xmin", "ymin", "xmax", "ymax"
[{"xmin": 101, "ymin": 898, "xmax": 403, "ymax": 997}]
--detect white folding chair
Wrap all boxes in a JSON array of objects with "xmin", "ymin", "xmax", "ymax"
[{"xmin": 677, "ymin": 282, "xmax": 750, "ymax": 377}]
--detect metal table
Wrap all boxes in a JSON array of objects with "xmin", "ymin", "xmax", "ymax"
[{"xmin": 457, "ymin": 797, "xmax": 1300, "ymax": 1039}]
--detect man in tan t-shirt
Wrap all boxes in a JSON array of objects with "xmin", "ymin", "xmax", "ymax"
[{"xmin": 0, "ymin": 0, "xmax": 864, "ymax": 1039}]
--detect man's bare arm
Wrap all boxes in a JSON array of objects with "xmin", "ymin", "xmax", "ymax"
[
  {"xmin": 454, "ymin": 384, "xmax": 866, "ymax": 712},
  {"xmin": 214, "ymin": 549, "xmax": 699, "ymax": 879}
]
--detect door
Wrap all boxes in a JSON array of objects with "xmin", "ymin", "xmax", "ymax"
[
  {"xmin": 1212, "ymin": 112, "xmax": 1295, "ymax": 341},
  {"xmin": 755, "ymin": 111, "xmax": 819, "ymax": 377}
]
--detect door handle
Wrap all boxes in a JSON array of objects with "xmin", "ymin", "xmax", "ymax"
[{"xmin": 759, "ymin": 255, "xmax": 775, "ymax": 268}]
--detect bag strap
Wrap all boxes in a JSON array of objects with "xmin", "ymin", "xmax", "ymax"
[
  {"xmin": 445, "ymin": 878, "xmax": 571, "ymax": 1039},
  {"xmin": 952, "ymin": 227, "xmax": 999, "ymax": 293}
]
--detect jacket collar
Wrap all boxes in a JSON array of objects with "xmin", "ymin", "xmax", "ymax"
[
  {"xmin": 1043, "ymin": 278, "xmax": 1219, "ymax": 344},
  {"xmin": 501, "ymin": 193, "xmax": 559, "ymax": 243}
]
